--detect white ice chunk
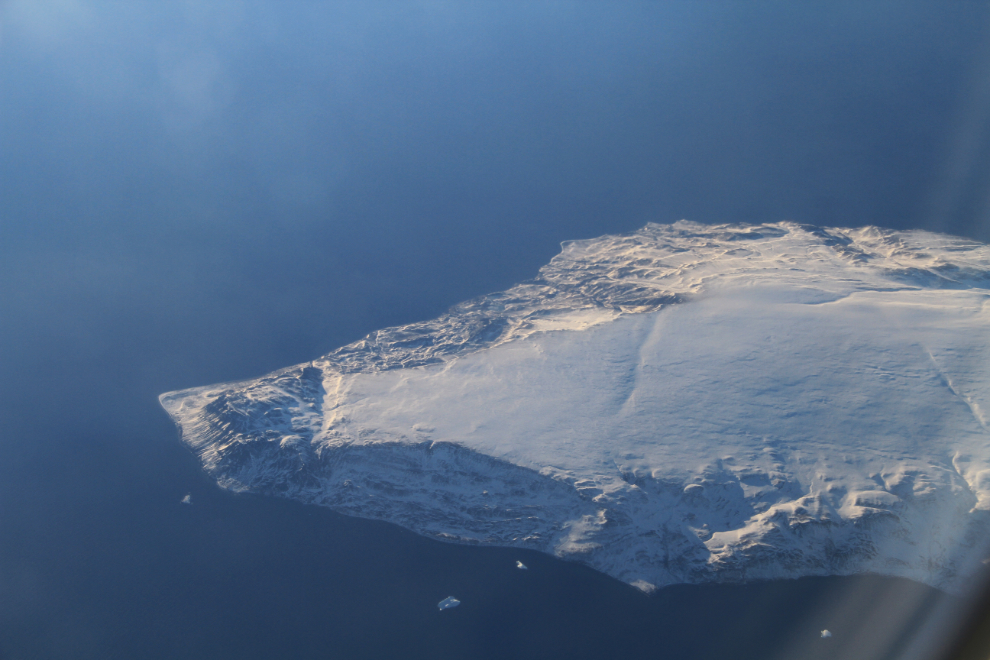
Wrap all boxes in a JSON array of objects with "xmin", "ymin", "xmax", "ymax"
[
  {"xmin": 821, "ymin": 630, "xmax": 832, "ymax": 638},
  {"xmin": 438, "ymin": 596, "xmax": 460, "ymax": 610},
  {"xmin": 516, "ymin": 561, "xmax": 527, "ymax": 570},
  {"xmin": 180, "ymin": 493, "xmax": 192, "ymax": 505}
]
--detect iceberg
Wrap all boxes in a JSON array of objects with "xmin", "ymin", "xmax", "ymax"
[{"xmin": 160, "ymin": 221, "xmax": 990, "ymax": 593}]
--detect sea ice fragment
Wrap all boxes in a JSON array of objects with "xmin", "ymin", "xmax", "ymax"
[{"xmin": 438, "ymin": 596, "xmax": 460, "ymax": 610}]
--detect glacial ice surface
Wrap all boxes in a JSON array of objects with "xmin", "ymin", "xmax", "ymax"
[{"xmin": 160, "ymin": 221, "xmax": 990, "ymax": 593}]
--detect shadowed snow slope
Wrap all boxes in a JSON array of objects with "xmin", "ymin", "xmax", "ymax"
[{"xmin": 160, "ymin": 221, "xmax": 990, "ymax": 593}]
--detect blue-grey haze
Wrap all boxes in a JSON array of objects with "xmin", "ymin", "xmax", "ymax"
[{"xmin": 1, "ymin": 2, "xmax": 988, "ymax": 658}]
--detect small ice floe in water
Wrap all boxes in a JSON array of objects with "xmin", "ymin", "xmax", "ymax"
[
  {"xmin": 438, "ymin": 597, "xmax": 460, "ymax": 611},
  {"xmin": 180, "ymin": 493, "xmax": 192, "ymax": 505},
  {"xmin": 821, "ymin": 630, "xmax": 832, "ymax": 638},
  {"xmin": 516, "ymin": 561, "xmax": 527, "ymax": 570}
]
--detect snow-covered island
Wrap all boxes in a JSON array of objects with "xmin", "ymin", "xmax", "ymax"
[{"xmin": 160, "ymin": 221, "xmax": 990, "ymax": 593}]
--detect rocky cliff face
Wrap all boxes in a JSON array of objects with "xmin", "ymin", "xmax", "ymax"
[{"xmin": 161, "ymin": 221, "xmax": 990, "ymax": 593}]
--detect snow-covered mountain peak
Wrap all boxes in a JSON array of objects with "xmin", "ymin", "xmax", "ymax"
[{"xmin": 160, "ymin": 222, "xmax": 990, "ymax": 593}]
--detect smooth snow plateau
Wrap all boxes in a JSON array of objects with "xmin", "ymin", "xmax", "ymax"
[{"xmin": 160, "ymin": 221, "xmax": 990, "ymax": 593}]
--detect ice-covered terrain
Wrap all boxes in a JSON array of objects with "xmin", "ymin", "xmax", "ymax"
[{"xmin": 160, "ymin": 221, "xmax": 990, "ymax": 593}]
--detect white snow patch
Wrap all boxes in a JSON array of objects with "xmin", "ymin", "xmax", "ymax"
[{"xmin": 631, "ymin": 580, "xmax": 657, "ymax": 594}]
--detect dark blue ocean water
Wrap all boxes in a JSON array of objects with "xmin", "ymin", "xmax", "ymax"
[{"xmin": 2, "ymin": 3, "xmax": 990, "ymax": 658}]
